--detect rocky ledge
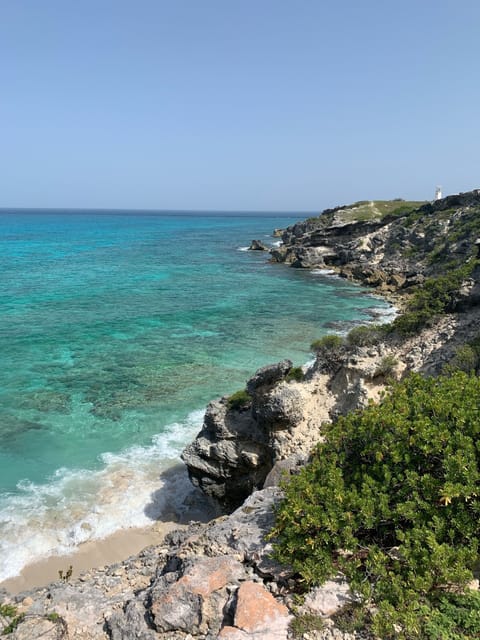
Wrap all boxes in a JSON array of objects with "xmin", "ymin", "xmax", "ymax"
[
  {"xmin": 182, "ymin": 307, "xmax": 480, "ymax": 514},
  {"xmin": 0, "ymin": 488, "xmax": 359, "ymax": 640}
]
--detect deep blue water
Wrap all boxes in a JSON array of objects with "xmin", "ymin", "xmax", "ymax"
[{"xmin": 0, "ymin": 210, "xmax": 390, "ymax": 580}]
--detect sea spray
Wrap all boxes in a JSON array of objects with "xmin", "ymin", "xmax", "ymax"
[{"xmin": 0, "ymin": 410, "xmax": 204, "ymax": 582}]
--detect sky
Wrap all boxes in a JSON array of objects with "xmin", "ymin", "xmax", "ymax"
[{"xmin": 0, "ymin": 0, "xmax": 479, "ymax": 211}]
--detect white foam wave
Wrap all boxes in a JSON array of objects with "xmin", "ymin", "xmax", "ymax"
[
  {"xmin": 311, "ymin": 268, "xmax": 337, "ymax": 276},
  {"xmin": 237, "ymin": 246, "xmax": 250, "ymax": 252},
  {"xmin": 302, "ymin": 358, "xmax": 316, "ymax": 371},
  {"xmin": 0, "ymin": 409, "xmax": 204, "ymax": 582},
  {"xmin": 365, "ymin": 303, "xmax": 398, "ymax": 323}
]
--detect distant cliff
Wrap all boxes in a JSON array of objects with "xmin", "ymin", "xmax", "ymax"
[{"xmin": 271, "ymin": 191, "xmax": 480, "ymax": 296}]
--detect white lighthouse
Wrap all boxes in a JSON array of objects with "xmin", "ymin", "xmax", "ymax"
[{"xmin": 434, "ymin": 185, "xmax": 442, "ymax": 200}]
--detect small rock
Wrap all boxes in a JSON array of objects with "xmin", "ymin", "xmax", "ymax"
[
  {"xmin": 248, "ymin": 239, "xmax": 269, "ymax": 251},
  {"xmin": 302, "ymin": 577, "xmax": 353, "ymax": 617}
]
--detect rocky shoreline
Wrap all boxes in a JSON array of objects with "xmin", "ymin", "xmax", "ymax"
[{"xmin": 3, "ymin": 192, "xmax": 480, "ymax": 639}]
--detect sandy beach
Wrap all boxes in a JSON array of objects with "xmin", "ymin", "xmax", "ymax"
[
  {"xmin": 0, "ymin": 521, "xmax": 181, "ymax": 595},
  {"xmin": 0, "ymin": 463, "xmax": 222, "ymax": 596}
]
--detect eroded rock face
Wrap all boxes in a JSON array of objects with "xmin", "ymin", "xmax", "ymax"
[
  {"xmin": 182, "ymin": 361, "xmax": 298, "ymax": 510},
  {"xmin": 246, "ymin": 359, "xmax": 292, "ymax": 395},
  {"xmin": 150, "ymin": 555, "xmax": 245, "ymax": 635},
  {"xmin": 181, "ymin": 397, "xmax": 272, "ymax": 509},
  {"xmin": 272, "ymin": 190, "xmax": 480, "ymax": 296}
]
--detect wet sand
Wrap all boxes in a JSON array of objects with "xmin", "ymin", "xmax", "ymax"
[
  {"xmin": 0, "ymin": 521, "xmax": 181, "ymax": 595},
  {"xmin": 0, "ymin": 464, "xmax": 221, "ymax": 596}
]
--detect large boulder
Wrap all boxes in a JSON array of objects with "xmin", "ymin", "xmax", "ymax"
[
  {"xmin": 182, "ymin": 362, "xmax": 297, "ymax": 510},
  {"xmin": 181, "ymin": 397, "xmax": 272, "ymax": 509}
]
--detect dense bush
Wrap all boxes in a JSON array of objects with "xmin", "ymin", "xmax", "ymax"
[
  {"xmin": 445, "ymin": 335, "xmax": 480, "ymax": 375},
  {"xmin": 286, "ymin": 366, "xmax": 305, "ymax": 383},
  {"xmin": 272, "ymin": 372, "xmax": 480, "ymax": 639},
  {"xmin": 347, "ymin": 324, "xmax": 386, "ymax": 347},
  {"xmin": 226, "ymin": 389, "xmax": 251, "ymax": 410},
  {"xmin": 391, "ymin": 261, "xmax": 475, "ymax": 335},
  {"xmin": 310, "ymin": 334, "xmax": 344, "ymax": 352},
  {"xmin": 446, "ymin": 345, "xmax": 479, "ymax": 374},
  {"xmin": 372, "ymin": 354, "xmax": 398, "ymax": 378}
]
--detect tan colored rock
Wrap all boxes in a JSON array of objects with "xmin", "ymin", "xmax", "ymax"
[
  {"xmin": 233, "ymin": 581, "xmax": 291, "ymax": 638},
  {"xmin": 20, "ymin": 596, "xmax": 33, "ymax": 608},
  {"xmin": 9, "ymin": 618, "xmax": 56, "ymax": 640},
  {"xmin": 150, "ymin": 555, "xmax": 246, "ymax": 635},
  {"xmin": 218, "ymin": 626, "xmax": 249, "ymax": 639},
  {"xmin": 176, "ymin": 555, "xmax": 240, "ymax": 597}
]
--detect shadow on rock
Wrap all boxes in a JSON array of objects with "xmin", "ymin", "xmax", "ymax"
[{"xmin": 144, "ymin": 463, "xmax": 223, "ymax": 525}]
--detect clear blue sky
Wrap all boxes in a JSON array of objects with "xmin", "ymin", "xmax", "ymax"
[{"xmin": 1, "ymin": 0, "xmax": 479, "ymax": 211}]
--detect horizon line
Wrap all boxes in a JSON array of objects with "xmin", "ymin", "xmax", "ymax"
[{"xmin": 0, "ymin": 205, "xmax": 317, "ymax": 215}]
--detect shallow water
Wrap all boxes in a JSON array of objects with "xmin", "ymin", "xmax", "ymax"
[{"xmin": 0, "ymin": 210, "xmax": 390, "ymax": 580}]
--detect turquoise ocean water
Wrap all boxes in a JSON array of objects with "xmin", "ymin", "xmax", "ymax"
[{"xmin": 0, "ymin": 210, "xmax": 391, "ymax": 580}]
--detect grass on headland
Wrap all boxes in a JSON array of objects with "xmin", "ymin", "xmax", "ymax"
[{"xmin": 339, "ymin": 199, "xmax": 427, "ymax": 223}]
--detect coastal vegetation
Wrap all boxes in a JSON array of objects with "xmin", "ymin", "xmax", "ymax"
[
  {"xmin": 446, "ymin": 337, "xmax": 480, "ymax": 375},
  {"xmin": 0, "ymin": 603, "xmax": 66, "ymax": 636},
  {"xmin": 272, "ymin": 371, "xmax": 480, "ymax": 639},
  {"xmin": 346, "ymin": 324, "xmax": 387, "ymax": 347},
  {"xmin": 289, "ymin": 611, "xmax": 325, "ymax": 637},
  {"xmin": 340, "ymin": 199, "xmax": 426, "ymax": 222},
  {"xmin": 307, "ymin": 199, "xmax": 427, "ymax": 225},
  {"xmin": 226, "ymin": 388, "xmax": 251, "ymax": 410},
  {"xmin": 372, "ymin": 353, "xmax": 398, "ymax": 378},
  {"xmin": 286, "ymin": 366, "xmax": 305, "ymax": 383},
  {"xmin": 0, "ymin": 604, "xmax": 25, "ymax": 635},
  {"xmin": 390, "ymin": 260, "xmax": 476, "ymax": 335},
  {"xmin": 310, "ymin": 334, "xmax": 344, "ymax": 353}
]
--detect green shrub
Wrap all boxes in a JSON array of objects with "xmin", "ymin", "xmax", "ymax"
[
  {"xmin": 2, "ymin": 613, "xmax": 25, "ymax": 635},
  {"xmin": 45, "ymin": 612, "xmax": 61, "ymax": 622},
  {"xmin": 373, "ymin": 354, "xmax": 398, "ymax": 378},
  {"xmin": 226, "ymin": 389, "xmax": 251, "ymax": 410},
  {"xmin": 333, "ymin": 603, "xmax": 372, "ymax": 634},
  {"xmin": 392, "ymin": 261, "xmax": 475, "ymax": 336},
  {"xmin": 286, "ymin": 366, "xmax": 305, "ymax": 383},
  {"xmin": 347, "ymin": 324, "xmax": 385, "ymax": 347},
  {"xmin": 390, "ymin": 309, "xmax": 434, "ymax": 335},
  {"xmin": 445, "ymin": 345, "xmax": 479, "ymax": 374},
  {"xmin": 271, "ymin": 371, "xmax": 480, "ymax": 639},
  {"xmin": 0, "ymin": 606, "xmax": 17, "ymax": 619},
  {"xmin": 310, "ymin": 334, "xmax": 344, "ymax": 352},
  {"xmin": 289, "ymin": 612, "xmax": 325, "ymax": 638}
]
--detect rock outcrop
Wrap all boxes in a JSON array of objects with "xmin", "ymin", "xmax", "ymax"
[
  {"xmin": 247, "ymin": 239, "xmax": 269, "ymax": 251},
  {"xmin": 181, "ymin": 360, "xmax": 299, "ymax": 509},
  {"xmin": 182, "ymin": 304, "xmax": 480, "ymax": 513},
  {"xmin": 271, "ymin": 190, "xmax": 480, "ymax": 294}
]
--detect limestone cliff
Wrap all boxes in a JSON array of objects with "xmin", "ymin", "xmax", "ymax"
[
  {"xmin": 182, "ymin": 191, "xmax": 480, "ymax": 510},
  {"xmin": 271, "ymin": 190, "xmax": 480, "ymax": 295}
]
